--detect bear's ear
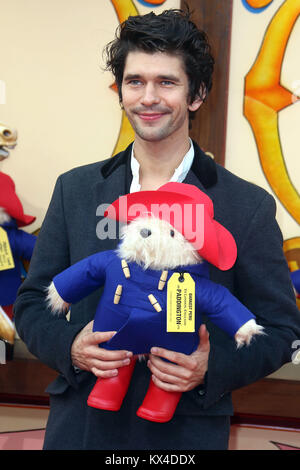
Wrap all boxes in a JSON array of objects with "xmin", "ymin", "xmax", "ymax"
[{"xmin": 0, "ymin": 207, "xmax": 11, "ymax": 225}]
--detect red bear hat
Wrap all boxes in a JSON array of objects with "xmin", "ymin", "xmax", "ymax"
[
  {"xmin": 104, "ymin": 182, "xmax": 237, "ymax": 271},
  {"xmin": 0, "ymin": 171, "xmax": 36, "ymax": 227}
]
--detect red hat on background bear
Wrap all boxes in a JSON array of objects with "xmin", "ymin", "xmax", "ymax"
[{"xmin": 0, "ymin": 171, "xmax": 35, "ymax": 227}]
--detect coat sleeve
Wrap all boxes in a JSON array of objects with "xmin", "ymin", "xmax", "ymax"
[
  {"xmin": 52, "ymin": 251, "xmax": 110, "ymax": 304},
  {"xmin": 195, "ymin": 279, "xmax": 255, "ymax": 338},
  {"xmin": 202, "ymin": 193, "xmax": 300, "ymax": 409},
  {"xmin": 14, "ymin": 177, "xmax": 87, "ymax": 388}
]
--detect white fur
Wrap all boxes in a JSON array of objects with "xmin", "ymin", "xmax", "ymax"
[
  {"xmin": 117, "ymin": 216, "xmax": 202, "ymax": 270},
  {"xmin": 0, "ymin": 305, "xmax": 15, "ymax": 344},
  {"xmin": 0, "ymin": 207, "xmax": 11, "ymax": 225},
  {"xmin": 46, "ymin": 282, "xmax": 70, "ymax": 315},
  {"xmin": 292, "ymin": 350, "xmax": 300, "ymax": 365},
  {"xmin": 293, "ymin": 285, "xmax": 298, "ymax": 298},
  {"xmin": 235, "ymin": 319, "xmax": 265, "ymax": 348}
]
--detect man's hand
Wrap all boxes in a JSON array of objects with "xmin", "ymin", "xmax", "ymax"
[
  {"xmin": 71, "ymin": 320, "xmax": 133, "ymax": 378},
  {"xmin": 147, "ymin": 324, "xmax": 210, "ymax": 392}
]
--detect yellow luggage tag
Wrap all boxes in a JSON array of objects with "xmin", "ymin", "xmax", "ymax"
[
  {"xmin": 167, "ymin": 272, "xmax": 195, "ymax": 332},
  {"xmin": 0, "ymin": 227, "xmax": 15, "ymax": 271}
]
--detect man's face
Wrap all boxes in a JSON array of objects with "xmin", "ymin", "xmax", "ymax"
[{"xmin": 121, "ymin": 51, "xmax": 202, "ymax": 143}]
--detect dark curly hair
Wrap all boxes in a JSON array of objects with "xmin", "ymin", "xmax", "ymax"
[{"xmin": 104, "ymin": 9, "xmax": 214, "ymax": 112}]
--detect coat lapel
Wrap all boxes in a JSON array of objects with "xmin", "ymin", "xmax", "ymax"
[
  {"xmin": 99, "ymin": 140, "xmax": 218, "ymax": 194},
  {"xmin": 93, "ymin": 145, "xmax": 133, "ymax": 251},
  {"xmin": 183, "ymin": 141, "xmax": 218, "ymax": 190},
  {"xmin": 92, "ymin": 141, "xmax": 218, "ymax": 251},
  {"xmin": 94, "ymin": 143, "xmax": 133, "ymax": 208}
]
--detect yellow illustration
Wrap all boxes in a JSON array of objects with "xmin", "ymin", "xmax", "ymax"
[
  {"xmin": 110, "ymin": 0, "xmax": 167, "ymax": 155},
  {"xmin": 244, "ymin": 0, "xmax": 300, "ymax": 225},
  {"xmin": 244, "ymin": 0, "xmax": 300, "ymax": 304}
]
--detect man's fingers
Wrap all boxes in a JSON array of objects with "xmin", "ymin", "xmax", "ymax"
[
  {"xmin": 91, "ymin": 367, "xmax": 118, "ymax": 378},
  {"xmin": 148, "ymin": 354, "xmax": 192, "ymax": 380},
  {"xmin": 150, "ymin": 325, "xmax": 210, "ymax": 365},
  {"xmin": 147, "ymin": 358, "xmax": 188, "ymax": 385},
  {"xmin": 71, "ymin": 326, "xmax": 133, "ymax": 374},
  {"xmin": 148, "ymin": 324, "xmax": 210, "ymax": 393},
  {"xmin": 81, "ymin": 330, "xmax": 133, "ymax": 359},
  {"xmin": 87, "ymin": 330, "xmax": 117, "ymax": 345},
  {"xmin": 196, "ymin": 324, "xmax": 210, "ymax": 352},
  {"xmin": 93, "ymin": 356, "xmax": 132, "ymax": 371},
  {"xmin": 97, "ymin": 347, "xmax": 132, "ymax": 361},
  {"xmin": 150, "ymin": 346, "xmax": 193, "ymax": 369},
  {"xmin": 150, "ymin": 347, "xmax": 184, "ymax": 364},
  {"xmin": 151, "ymin": 374, "xmax": 182, "ymax": 392},
  {"xmin": 90, "ymin": 356, "xmax": 132, "ymax": 378}
]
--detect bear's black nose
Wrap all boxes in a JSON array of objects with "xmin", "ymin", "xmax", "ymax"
[{"xmin": 140, "ymin": 228, "xmax": 152, "ymax": 238}]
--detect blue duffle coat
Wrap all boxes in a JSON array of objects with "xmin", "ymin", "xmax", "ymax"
[
  {"xmin": 0, "ymin": 220, "xmax": 36, "ymax": 306},
  {"xmin": 53, "ymin": 249, "xmax": 255, "ymax": 355}
]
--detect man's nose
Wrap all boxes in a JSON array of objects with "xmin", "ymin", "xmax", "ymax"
[{"xmin": 140, "ymin": 83, "xmax": 160, "ymax": 106}]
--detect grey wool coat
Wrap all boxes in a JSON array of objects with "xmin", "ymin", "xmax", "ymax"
[{"xmin": 14, "ymin": 142, "xmax": 300, "ymax": 450}]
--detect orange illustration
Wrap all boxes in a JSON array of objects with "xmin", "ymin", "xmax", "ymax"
[
  {"xmin": 246, "ymin": 0, "xmax": 273, "ymax": 7},
  {"xmin": 244, "ymin": 0, "xmax": 300, "ymax": 225},
  {"xmin": 244, "ymin": 0, "xmax": 300, "ymax": 303}
]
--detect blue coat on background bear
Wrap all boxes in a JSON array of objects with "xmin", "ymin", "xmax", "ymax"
[{"xmin": 0, "ymin": 219, "xmax": 36, "ymax": 308}]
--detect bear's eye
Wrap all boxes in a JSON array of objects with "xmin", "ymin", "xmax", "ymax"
[
  {"xmin": 140, "ymin": 228, "xmax": 152, "ymax": 238},
  {"xmin": 170, "ymin": 229, "xmax": 175, "ymax": 237}
]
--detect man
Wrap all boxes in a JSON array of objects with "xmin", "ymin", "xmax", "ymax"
[{"xmin": 14, "ymin": 9, "xmax": 300, "ymax": 450}]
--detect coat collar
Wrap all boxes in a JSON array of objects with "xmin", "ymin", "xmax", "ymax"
[
  {"xmin": 94, "ymin": 141, "xmax": 218, "ymax": 256},
  {"xmin": 100, "ymin": 140, "xmax": 218, "ymax": 190},
  {"xmin": 124, "ymin": 257, "xmax": 210, "ymax": 280}
]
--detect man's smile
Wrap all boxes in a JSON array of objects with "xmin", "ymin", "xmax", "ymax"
[{"xmin": 137, "ymin": 112, "xmax": 166, "ymax": 121}]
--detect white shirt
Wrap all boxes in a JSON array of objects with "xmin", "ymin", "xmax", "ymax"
[{"xmin": 130, "ymin": 139, "xmax": 195, "ymax": 193}]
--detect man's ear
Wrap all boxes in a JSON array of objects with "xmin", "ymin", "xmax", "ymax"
[
  {"xmin": 188, "ymin": 84, "xmax": 207, "ymax": 112},
  {"xmin": 188, "ymin": 96, "xmax": 203, "ymax": 113}
]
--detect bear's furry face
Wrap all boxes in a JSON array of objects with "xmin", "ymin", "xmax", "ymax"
[{"xmin": 117, "ymin": 216, "xmax": 202, "ymax": 271}]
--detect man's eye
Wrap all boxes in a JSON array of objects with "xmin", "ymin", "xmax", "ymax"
[{"xmin": 128, "ymin": 80, "xmax": 142, "ymax": 86}]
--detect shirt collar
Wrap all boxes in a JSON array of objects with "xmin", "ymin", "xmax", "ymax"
[{"xmin": 130, "ymin": 139, "xmax": 195, "ymax": 193}]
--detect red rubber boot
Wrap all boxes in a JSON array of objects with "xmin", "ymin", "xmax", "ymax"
[
  {"xmin": 87, "ymin": 357, "xmax": 137, "ymax": 411},
  {"xmin": 2, "ymin": 305, "xmax": 14, "ymax": 320},
  {"xmin": 136, "ymin": 378, "xmax": 182, "ymax": 423}
]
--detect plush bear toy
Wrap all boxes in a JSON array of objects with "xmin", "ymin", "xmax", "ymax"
[
  {"xmin": 47, "ymin": 182, "xmax": 264, "ymax": 423},
  {"xmin": 0, "ymin": 171, "xmax": 36, "ymax": 345}
]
